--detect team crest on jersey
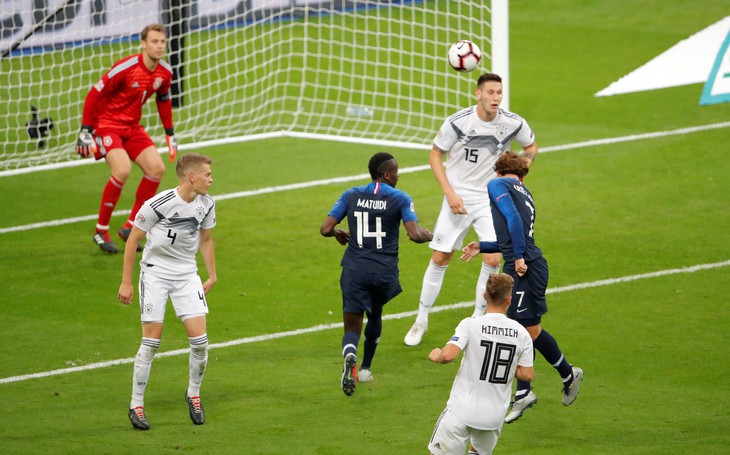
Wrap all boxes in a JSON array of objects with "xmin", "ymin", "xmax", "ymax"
[
  {"xmin": 153, "ymin": 77, "xmax": 163, "ymax": 90},
  {"xmin": 496, "ymin": 124, "xmax": 508, "ymax": 139},
  {"xmin": 136, "ymin": 213, "xmax": 146, "ymax": 223},
  {"xmin": 195, "ymin": 206, "xmax": 206, "ymax": 221},
  {"xmin": 103, "ymin": 135, "xmax": 113, "ymax": 147},
  {"xmin": 410, "ymin": 202, "xmax": 415, "ymax": 212}
]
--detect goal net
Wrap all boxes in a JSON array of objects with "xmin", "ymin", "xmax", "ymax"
[{"xmin": 0, "ymin": 0, "xmax": 507, "ymax": 173}]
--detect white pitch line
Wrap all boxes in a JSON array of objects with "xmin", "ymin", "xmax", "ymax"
[
  {"xmin": 2, "ymin": 259, "xmax": 728, "ymax": 385},
  {"xmin": 2, "ymin": 121, "xmax": 729, "ymax": 235}
]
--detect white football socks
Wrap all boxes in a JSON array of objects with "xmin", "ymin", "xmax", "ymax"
[
  {"xmin": 187, "ymin": 334, "xmax": 209, "ymax": 398},
  {"xmin": 415, "ymin": 259, "xmax": 448, "ymax": 326},
  {"xmin": 130, "ymin": 337, "xmax": 160, "ymax": 408},
  {"xmin": 472, "ymin": 262, "xmax": 500, "ymax": 317}
]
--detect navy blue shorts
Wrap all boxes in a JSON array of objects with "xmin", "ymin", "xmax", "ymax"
[
  {"xmin": 504, "ymin": 256, "xmax": 549, "ymax": 326},
  {"xmin": 340, "ymin": 268, "xmax": 402, "ymax": 315}
]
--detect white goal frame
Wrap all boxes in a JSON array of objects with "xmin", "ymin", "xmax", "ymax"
[{"xmin": 0, "ymin": 0, "xmax": 509, "ymax": 177}]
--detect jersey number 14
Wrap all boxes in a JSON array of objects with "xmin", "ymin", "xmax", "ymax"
[{"xmin": 353, "ymin": 211, "xmax": 386, "ymax": 249}]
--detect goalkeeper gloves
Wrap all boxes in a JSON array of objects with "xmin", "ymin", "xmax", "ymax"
[
  {"xmin": 76, "ymin": 125, "xmax": 97, "ymax": 158},
  {"xmin": 165, "ymin": 128, "xmax": 177, "ymax": 162}
]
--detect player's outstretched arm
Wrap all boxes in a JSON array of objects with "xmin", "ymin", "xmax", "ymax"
[
  {"xmin": 428, "ymin": 344, "xmax": 461, "ymax": 364},
  {"xmin": 460, "ymin": 241, "xmax": 481, "ymax": 262},
  {"xmin": 404, "ymin": 220, "xmax": 432, "ymax": 244}
]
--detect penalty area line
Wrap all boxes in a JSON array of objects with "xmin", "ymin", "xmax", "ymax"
[{"xmin": 1, "ymin": 259, "xmax": 728, "ymax": 385}]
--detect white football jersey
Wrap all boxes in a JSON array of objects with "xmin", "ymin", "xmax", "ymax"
[
  {"xmin": 134, "ymin": 188, "xmax": 216, "ymax": 280},
  {"xmin": 433, "ymin": 106, "xmax": 535, "ymax": 204},
  {"xmin": 445, "ymin": 313, "xmax": 533, "ymax": 430}
]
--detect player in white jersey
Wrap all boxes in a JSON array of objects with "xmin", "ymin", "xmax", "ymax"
[
  {"xmin": 405, "ymin": 72, "xmax": 538, "ymax": 347},
  {"xmin": 428, "ymin": 273, "xmax": 533, "ymax": 455},
  {"xmin": 118, "ymin": 153, "xmax": 217, "ymax": 431}
]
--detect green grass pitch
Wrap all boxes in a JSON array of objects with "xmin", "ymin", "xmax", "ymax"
[{"xmin": 1, "ymin": 0, "xmax": 730, "ymax": 453}]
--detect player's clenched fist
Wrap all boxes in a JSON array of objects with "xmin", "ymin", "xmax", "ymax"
[{"xmin": 76, "ymin": 125, "xmax": 97, "ymax": 158}]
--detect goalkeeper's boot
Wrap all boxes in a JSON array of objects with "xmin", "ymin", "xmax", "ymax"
[
  {"xmin": 128, "ymin": 406, "xmax": 150, "ymax": 430},
  {"xmin": 562, "ymin": 367, "xmax": 584, "ymax": 406},
  {"xmin": 118, "ymin": 227, "xmax": 143, "ymax": 252},
  {"xmin": 505, "ymin": 389, "xmax": 537, "ymax": 423},
  {"xmin": 93, "ymin": 230, "xmax": 118, "ymax": 254},
  {"xmin": 341, "ymin": 353, "xmax": 357, "ymax": 396},
  {"xmin": 185, "ymin": 393, "xmax": 205, "ymax": 425}
]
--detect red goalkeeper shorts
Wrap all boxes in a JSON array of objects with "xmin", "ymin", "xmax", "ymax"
[{"xmin": 93, "ymin": 124, "xmax": 156, "ymax": 161}]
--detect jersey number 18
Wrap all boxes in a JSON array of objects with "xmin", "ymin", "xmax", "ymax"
[{"xmin": 479, "ymin": 340, "xmax": 516, "ymax": 384}]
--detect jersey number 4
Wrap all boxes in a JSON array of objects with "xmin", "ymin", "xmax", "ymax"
[
  {"xmin": 479, "ymin": 340, "xmax": 516, "ymax": 384},
  {"xmin": 353, "ymin": 211, "xmax": 386, "ymax": 249}
]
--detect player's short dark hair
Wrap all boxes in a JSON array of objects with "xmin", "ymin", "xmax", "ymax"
[
  {"xmin": 369, "ymin": 152, "xmax": 396, "ymax": 180},
  {"xmin": 177, "ymin": 153, "xmax": 212, "ymax": 179},
  {"xmin": 486, "ymin": 273, "xmax": 514, "ymax": 305},
  {"xmin": 477, "ymin": 72, "xmax": 502, "ymax": 87},
  {"xmin": 141, "ymin": 23, "xmax": 165, "ymax": 41},
  {"xmin": 494, "ymin": 151, "xmax": 529, "ymax": 178}
]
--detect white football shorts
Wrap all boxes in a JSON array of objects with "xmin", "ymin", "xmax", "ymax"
[
  {"xmin": 138, "ymin": 272, "xmax": 209, "ymax": 322},
  {"xmin": 429, "ymin": 198, "xmax": 496, "ymax": 253},
  {"xmin": 428, "ymin": 407, "xmax": 500, "ymax": 455}
]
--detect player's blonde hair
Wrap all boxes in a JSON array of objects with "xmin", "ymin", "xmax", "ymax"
[
  {"xmin": 176, "ymin": 153, "xmax": 212, "ymax": 179},
  {"xmin": 486, "ymin": 273, "xmax": 514, "ymax": 306},
  {"xmin": 140, "ymin": 23, "xmax": 165, "ymax": 41}
]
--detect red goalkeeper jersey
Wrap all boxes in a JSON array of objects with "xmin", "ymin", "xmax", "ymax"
[{"xmin": 82, "ymin": 54, "xmax": 174, "ymax": 131}]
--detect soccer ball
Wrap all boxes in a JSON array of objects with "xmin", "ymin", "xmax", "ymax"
[{"xmin": 447, "ymin": 40, "xmax": 482, "ymax": 72}]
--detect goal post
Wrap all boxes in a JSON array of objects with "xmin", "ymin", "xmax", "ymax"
[{"xmin": 0, "ymin": 0, "xmax": 509, "ymax": 174}]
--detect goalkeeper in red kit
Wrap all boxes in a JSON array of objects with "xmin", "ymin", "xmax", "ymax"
[{"xmin": 76, "ymin": 23, "xmax": 178, "ymax": 254}]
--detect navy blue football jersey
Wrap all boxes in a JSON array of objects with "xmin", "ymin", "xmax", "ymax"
[
  {"xmin": 487, "ymin": 177, "xmax": 543, "ymax": 262},
  {"xmin": 328, "ymin": 182, "xmax": 418, "ymax": 273}
]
